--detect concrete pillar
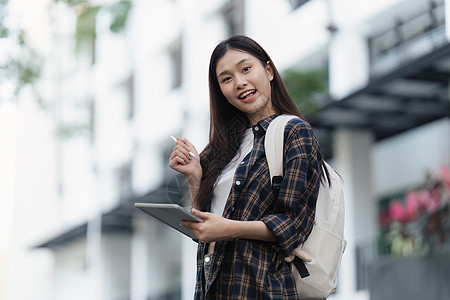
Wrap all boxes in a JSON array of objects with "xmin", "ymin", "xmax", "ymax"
[
  {"xmin": 181, "ymin": 237, "xmax": 198, "ymax": 300},
  {"xmin": 130, "ymin": 216, "xmax": 150, "ymax": 300},
  {"xmin": 445, "ymin": 0, "xmax": 450, "ymax": 41},
  {"xmin": 327, "ymin": 0, "xmax": 370, "ymax": 100},
  {"xmin": 328, "ymin": 29, "xmax": 369, "ymax": 100},
  {"xmin": 333, "ymin": 127, "xmax": 377, "ymax": 297}
]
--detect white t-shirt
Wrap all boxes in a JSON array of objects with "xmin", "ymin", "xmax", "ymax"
[{"xmin": 210, "ymin": 128, "xmax": 254, "ymax": 215}]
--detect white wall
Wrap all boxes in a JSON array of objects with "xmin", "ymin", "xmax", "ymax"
[
  {"xmin": 131, "ymin": 214, "xmax": 184, "ymax": 300},
  {"xmin": 374, "ymin": 118, "xmax": 450, "ymax": 197},
  {"xmin": 0, "ymin": 101, "xmax": 17, "ymax": 300},
  {"xmin": 2, "ymin": 94, "xmax": 59, "ymax": 300},
  {"xmin": 245, "ymin": 0, "xmax": 329, "ymax": 71}
]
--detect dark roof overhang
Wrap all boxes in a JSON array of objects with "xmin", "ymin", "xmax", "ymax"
[
  {"xmin": 312, "ymin": 42, "xmax": 450, "ymax": 158},
  {"xmin": 35, "ymin": 172, "xmax": 187, "ymax": 249}
]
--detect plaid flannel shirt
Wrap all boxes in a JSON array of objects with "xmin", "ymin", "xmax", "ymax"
[{"xmin": 194, "ymin": 114, "xmax": 322, "ymax": 299}]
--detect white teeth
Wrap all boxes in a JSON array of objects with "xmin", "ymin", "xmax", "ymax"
[{"xmin": 240, "ymin": 90, "xmax": 254, "ymax": 99}]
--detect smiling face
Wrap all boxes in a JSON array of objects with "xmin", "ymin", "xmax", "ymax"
[{"xmin": 216, "ymin": 49, "xmax": 275, "ymax": 125}]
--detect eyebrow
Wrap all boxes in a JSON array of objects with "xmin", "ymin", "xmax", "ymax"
[{"xmin": 217, "ymin": 58, "xmax": 250, "ymax": 78}]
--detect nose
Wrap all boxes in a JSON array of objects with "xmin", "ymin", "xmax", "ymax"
[{"xmin": 235, "ymin": 74, "xmax": 247, "ymax": 89}]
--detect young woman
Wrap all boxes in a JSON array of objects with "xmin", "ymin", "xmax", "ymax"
[{"xmin": 169, "ymin": 35, "xmax": 324, "ymax": 299}]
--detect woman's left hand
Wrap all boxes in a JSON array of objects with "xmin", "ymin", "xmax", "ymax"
[
  {"xmin": 284, "ymin": 247, "xmax": 312, "ymax": 263},
  {"xmin": 180, "ymin": 209, "xmax": 234, "ymax": 244}
]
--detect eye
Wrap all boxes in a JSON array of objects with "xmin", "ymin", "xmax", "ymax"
[
  {"xmin": 243, "ymin": 66, "xmax": 251, "ymax": 73},
  {"xmin": 221, "ymin": 76, "xmax": 232, "ymax": 83}
]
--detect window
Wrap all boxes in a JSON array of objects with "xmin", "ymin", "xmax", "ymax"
[
  {"xmin": 288, "ymin": 0, "xmax": 311, "ymax": 10},
  {"xmin": 125, "ymin": 72, "xmax": 134, "ymax": 119},
  {"xmin": 222, "ymin": 0, "xmax": 245, "ymax": 37},
  {"xmin": 117, "ymin": 162, "xmax": 133, "ymax": 201},
  {"xmin": 169, "ymin": 38, "xmax": 183, "ymax": 89}
]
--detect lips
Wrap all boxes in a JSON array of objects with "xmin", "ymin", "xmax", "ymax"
[{"xmin": 239, "ymin": 89, "xmax": 256, "ymax": 102}]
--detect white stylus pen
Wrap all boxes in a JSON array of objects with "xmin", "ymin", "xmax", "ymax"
[{"xmin": 171, "ymin": 136, "xmax": 196, "ymax": 157}]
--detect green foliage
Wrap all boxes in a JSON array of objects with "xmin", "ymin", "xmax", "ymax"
[
  {"xmin": 0, "ymin": 0, "xmax": 8, "ymax": 38},
  {"xmin": 0, "ymin": 52, "xmax": 43, "ymax": 100},
  {"xmin": 56, "ymin": 0, "xmax": 132, "ymax": 54},
  {"xmin": 109, "ymin": 1, "xmax": 132, "ymax": 33},
  {"xmin": 281, "ymin": 69, "xmax": 328, "ymax": 117},
  {"xmin": 0, "ymin": 27, "xmax": 8, "ymax": 38},
  {"xmin": 3, "ymin": 52, "xmax": 41, "ymax": 85},
  {"xmin": 56, "ymin": 124, "xmax": 92, "ymax": 138},
  {"xmin": 75, "ymin": 5, "xmax": 100, "ymax": 54},
  {"xmin": 0, "ymin": 1, "xmax": 42, "ymax": 101},
  {"xmin": 54, "ymin": 0, "xmax": 86, "ymax": 6},
  {"xmin": 0, "ymin": 0, "xmax": 9, "ymax": 39},
  {"xmin": 0, "ymin": 0, "xmax": 132, "ymax": 98}
]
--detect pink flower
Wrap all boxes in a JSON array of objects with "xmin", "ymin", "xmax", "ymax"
[
  {"xmin": 440, "ymin": 165, "xmax": 450, "ymax": 189},
  {"xmin": 405, "ymin": 192, "xmax": 421, "ymax": 220},
  {"xmin": 389, "ymin": 200, "xmax": 405, "ymax": 222},
  {"xmin": 425, "ymin": 188, "xmax": 440, "ymax": 213},
  {"xmin": 416, "ymin": 189, "xmax": 431, "ymax": 210}
]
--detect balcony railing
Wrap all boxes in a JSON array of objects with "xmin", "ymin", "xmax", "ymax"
[
  {"xmin": 355, "ymin": 237, "xmax": 386, "ymax": 290},
  {"xmin": 368, "ymin": 0, "xmax": 446, "ymax": 78},
  {"xmin": 356, "ymin": 235, "xmax": 450, "ymax": 291}
]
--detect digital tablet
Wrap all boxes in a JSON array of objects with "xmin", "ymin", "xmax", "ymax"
[{"xmin": 134, "ymin": 203, "xmax": 203, "ymax": 239}]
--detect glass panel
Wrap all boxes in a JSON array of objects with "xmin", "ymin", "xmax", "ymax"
[{"xmin": 289, "ymin": 0, "xmax": 311, "ymax": 10}]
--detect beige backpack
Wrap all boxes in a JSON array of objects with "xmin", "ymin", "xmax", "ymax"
[{"xmin": 265, "ymin": 115, "xmax": 347, "ymax": 299}]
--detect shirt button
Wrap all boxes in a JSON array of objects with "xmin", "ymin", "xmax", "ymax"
[
  {"xmin": 240, "ymin": 161, "xmax": 245, "ymax": 165},
  {"xmin": 204, "ymin": 256, "xmax": 211, "ymax": 263},
  {"xmin": 236, "ymin": 181, "xmax": 241, "ymax": 186},
  {"xmin": 254, "ymin": 126, "xmax": 259, "ymax": 131},
  {"xmin": 231, "ymin": 206, "xmax": 235, "ymax": 212}
]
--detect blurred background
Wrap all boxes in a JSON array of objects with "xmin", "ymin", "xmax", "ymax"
[{"xmin": 0, "ymin": 0, "xmax": 449, "ymax": 299}]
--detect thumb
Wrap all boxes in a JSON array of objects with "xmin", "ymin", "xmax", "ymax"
[
  {"xmin": 293, "ymin": 248, "xmax": 312, "ymax": 262},
  {"xmin": 285, "ymin": 247, "xmax": 312, "ymax": 263},
  {"xmin": 284, "ymin": 254, "xmax": 295, "ymax": 263},
  {"xmin": 191, "ymin": 208, "xmax": 208, "ymax": 220}
]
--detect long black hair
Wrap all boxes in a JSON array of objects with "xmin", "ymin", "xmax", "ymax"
[{"xmin": 196, "ymin": 35, "xmax": 327, "ymax": 211}]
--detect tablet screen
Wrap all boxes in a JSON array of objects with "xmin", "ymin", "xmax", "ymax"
[{"xmin": 135, "ymin": 203, "xmax": 203, "ymax": 239}]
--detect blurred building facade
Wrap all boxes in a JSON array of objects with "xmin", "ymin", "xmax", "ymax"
[{"xmin": 0, "ymin": 0, "xmax": 449, "ymax": 299}]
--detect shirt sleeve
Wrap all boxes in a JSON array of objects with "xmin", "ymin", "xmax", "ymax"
[{"xmin": 260, "ymin": 120, "xmax": 321, "ymax": 257}]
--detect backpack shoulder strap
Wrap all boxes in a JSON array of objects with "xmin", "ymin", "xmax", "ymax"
[
  {"xmin": 265, "ymin": 115, "xmax": 299, "ymax": 186},
  {"xmin": 265, "ymin": 115, "xmax": 312, "ymax": 277}
]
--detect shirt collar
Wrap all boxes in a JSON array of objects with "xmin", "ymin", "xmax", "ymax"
[{"xmin": 251, "ymin": 114, "xmax": 279, "ymax": 138}]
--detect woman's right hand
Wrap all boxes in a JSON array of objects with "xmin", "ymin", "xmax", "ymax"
[{"xmin": 169, "ymin": 137, "xmax": 202, "ymax": 185}]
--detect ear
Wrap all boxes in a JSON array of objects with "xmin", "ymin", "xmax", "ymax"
[{"xmin": 266, "ymin": 61, "xmax": 274, "ymax": 82}]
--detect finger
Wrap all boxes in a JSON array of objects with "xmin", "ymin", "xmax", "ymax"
[
  {"xmin": 180, "ymin": 220, "xmax": 200, "ymax": 232},
  {"xmin": 173, "ymin": 144, "xmax": 190, "ymax": 158},
  {"xmin": 169, "ymin": 156, "xmax": 187, "ymax": 169},
  {"xmin": 284, "ymin": 255, "xmax": 295, "ymax": 263},
  {"xmin": 169, "ymin": 149, "xmax": 183, "ymax": 162},
  {"xmin": 176, "ymin": 138, "xmax": 192, "ymax": 152},
  {"xmin": 180, "ymin": 220, "xmax": 192, "ymax": 228},
  {"xmin": 169, "ymin": 150, "xmax": 189, "ymax": 165},
  {"xmin": 191, "ymin": 208, "xmax": 208, "ymax": 220},
  {"xmin": 171, "ymin": 148, "xmax": 191, "ymax": 164},
  {"xmin": 294, "ymin": 249, "xmax": 312, "ymax": 262},
  {"xmin": 179, "ymin": 138, "xmax": 198, "ymax": 157}
]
